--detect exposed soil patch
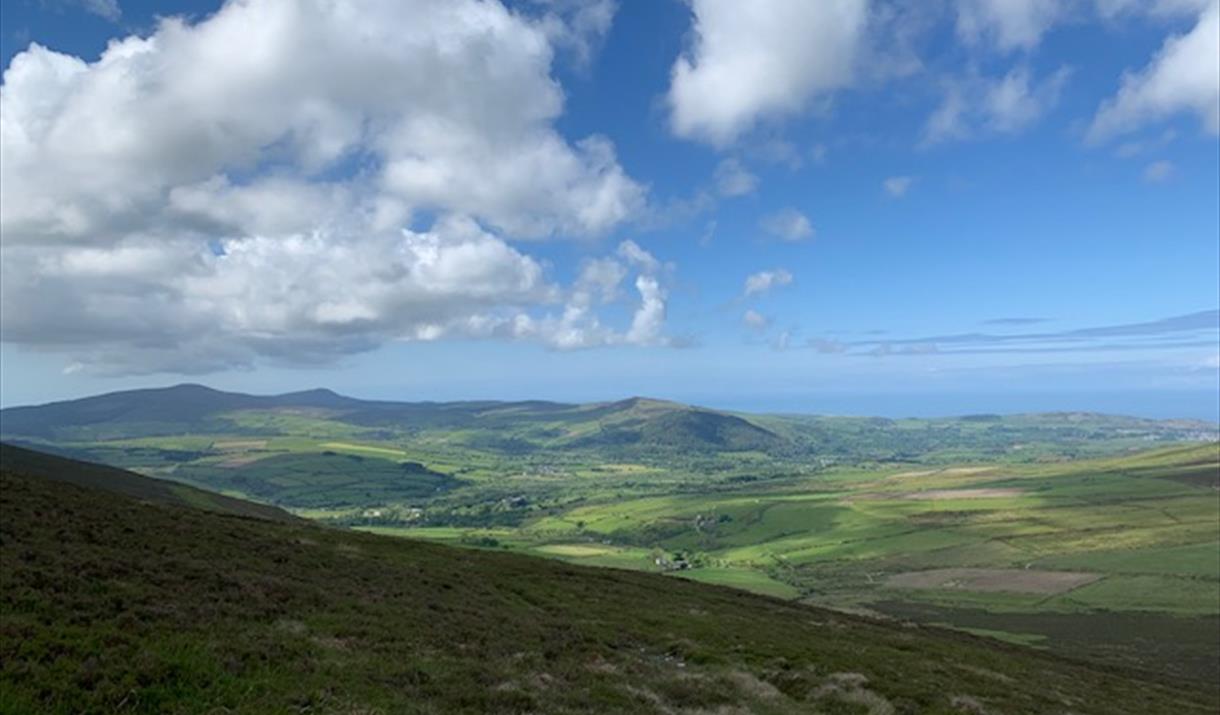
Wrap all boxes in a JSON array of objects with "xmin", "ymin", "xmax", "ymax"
[
  {"xmin": 217, "ymin": 454, "xmax": 271, "ymax": 468},
  {"xmin": 902, "ymin": 488, "xmax": 1024, "ymax": 500},
  {"xmin": 891, "ymin": 467, "xmax": 993, "ymax": 479},
  {"xmin": 886, "ymin": 568, "xmax": 1100, "ymax": 595},
  {"xmin": 854, "ymin": 488, "xmax": 1024, "ymax": 502},
  {"xmin": 212, "ymin": 440, "xmax": 268, "ymax": 451},
  {"xmin": 537, "ymin": 544, "xmax": 615, "ymax": 557},
  {"xmin": 892, "ymin": 469, "xmax": 938, "ymax": 479}
]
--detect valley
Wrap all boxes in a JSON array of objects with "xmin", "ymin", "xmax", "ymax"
[
  {"xmin": 2, "ymin": 384, "xmax": 1217, "ymax": 685},
  {"xmin": 5, "ymin": 1, "xmax": 1217, "ymax": 711},
  {"xmin": 6, "ymin": 447, "xmax": 1215, "ymax": 714}
]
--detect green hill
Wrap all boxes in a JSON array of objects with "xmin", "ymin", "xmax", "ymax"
[
  {"xmin": 0, "ymin": 449, "xmax": 1214, "ymax": 714},
  {"xmin": 561, "ymin": 398, "xmax": 784, "ymax": 452}
]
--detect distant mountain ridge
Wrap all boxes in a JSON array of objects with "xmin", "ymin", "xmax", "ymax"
[
  {"xmin": 2, "ymin": 383, "xmax": 1215, "ymax": 461},
  {"xmin": 0, "ymin": 384, "xmax": 365, "ymax": 435},
  {"xmin": 0, "ymin": 384, "xmax": 788, "ymax": 452}
]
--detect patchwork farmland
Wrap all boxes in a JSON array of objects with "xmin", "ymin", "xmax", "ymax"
[{"xmin": 3, "ymin": 386, "xmax": 1216, "ymax": 684}]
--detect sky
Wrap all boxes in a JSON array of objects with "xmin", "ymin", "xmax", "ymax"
[{"xmin": 0, "ymin": 0, "xmax": 1217, "ymax": 419}]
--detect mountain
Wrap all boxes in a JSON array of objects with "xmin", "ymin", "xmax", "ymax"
[
  {"xmin": 559, "ymin": 397, "xmax": 784, "ymax": 452},
  {"xmin": 0, "ymin": 384, "xmax": 365, "ymax": 439},
  {"xmin": 0, "ymin": 384, "xmax": 787, "ymax": 455},
  {"xmin": 0, "ymin": 447, "xmax": 1212, "ymax": 714},
  {"xmin": 5, "ymin": 385, "xmax": 1215, "ymax": 463}
]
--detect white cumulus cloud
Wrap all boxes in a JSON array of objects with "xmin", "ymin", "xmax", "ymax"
[
  {"xmin": 1088, "ymin": 0, "xmax": 1220, "ymax": 142},
  {"xmin": 0, "ymin": 0, "xmax": 663, "ymax": 374},
  {"xmin": 79, "ymin": 0, "xmax": 122, "ymax": 21},
  {"xmin": 533, "ymin": 0, "xmax": 619, "ymax": 68},
  {"xmin": 924, "ymin": 66, "xmax": 1070, "ymax": 143},
  {"xmin": 616, "ymin": 239, "xmax": 662, "ymax": 274},
  {"xmin": 667, "ymin": 0, "xmax": 869, "ymax": 146},
  {"xmin": 742, "ymin": 309, "xmax": 770, "ymax": 331},
  {"xmin": 955, "ymin": 0, "xmax": 1064, "ymax": 52},
  {"xmin": 0, "ymin": 1, "xmax": 645, "ymax": 245},
  {"xmin": 714, "ymin": 158, "xmax": 760, "ymax": 197},
  {"xmin": 743, "ymin": 269, "xmax": 794, "ymax": 297},
  {"xmin": 760, "ymin": 209, "xmax": 815, "ymax": 242}
]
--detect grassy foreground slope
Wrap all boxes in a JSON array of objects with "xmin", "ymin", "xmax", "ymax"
[{"xmin": 1, "ymin": 452, "xmax": 1214, "ymax": 714}]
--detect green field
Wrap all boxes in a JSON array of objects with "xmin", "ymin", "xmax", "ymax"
[
  {"xmin": 7, "ymin": 452, "xmax": 1216, "ymax": 714},
  {"xmin": 172, "ymin": 451, "xmax": 463, "ymax": 507},
  {"xmin": 2, "ymin": 384, "xmax": 1217, "ymax": 683}
]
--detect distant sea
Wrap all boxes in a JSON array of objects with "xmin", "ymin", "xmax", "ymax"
[{"xmin": 685, "ymin": 390, "xmax": 1220, "ymax": 422}]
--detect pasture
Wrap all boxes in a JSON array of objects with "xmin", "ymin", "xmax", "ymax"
[
  {"xmin": 380, "ymin": 442, "xmax": 1219, "ymax": 679},
  {"xmin": 8, "ymin": 396, "xmax": 1217, "ymax": 682}
]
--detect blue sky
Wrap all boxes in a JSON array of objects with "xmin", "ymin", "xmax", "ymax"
[{"xmin": 1, "ymin": 0, "xmax": 1217, "ymax": 418}]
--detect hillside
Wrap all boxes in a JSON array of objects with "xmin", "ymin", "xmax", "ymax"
[
  {"xmin": 561, "ymin": 397, "xmax": 784, "ymax": 452},
  {"xmin": 0, "ymin": 385, "xmax": 785, "ymax": 456},
  {"xmin": 0, "ymin": 450, "xmax": 1214, "ymax": 714},
  {"xmin": 0, "ymin": 443, "xmax": 296, "ymax": 523}
]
